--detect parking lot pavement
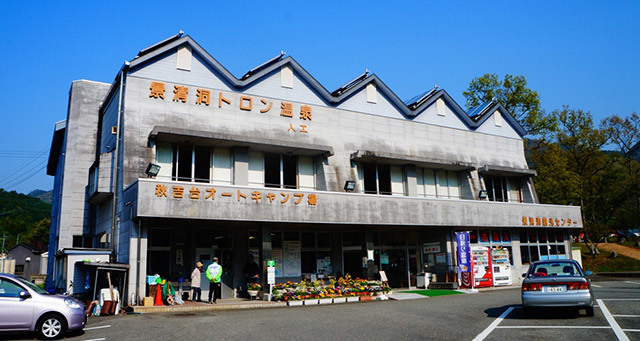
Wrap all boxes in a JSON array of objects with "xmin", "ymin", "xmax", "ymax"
[{"xmin": 474, "ymin": 279, "xmax": 640, "ymax": 341}]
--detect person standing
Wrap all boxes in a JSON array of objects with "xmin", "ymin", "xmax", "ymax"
[
  {"xmin": 244, "ymin": 255, "xmax": 259, "ymax": 284},
  {"xmin": 206, "ymin": 257, "xmax": 222, "ymax": 304},
  {"xmin": 190, "ymin": 262, "xmax": 203, "ymax": 302}
]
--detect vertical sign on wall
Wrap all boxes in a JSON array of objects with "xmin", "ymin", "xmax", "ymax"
[{"xmin": 456, "ymin": 232, "xmax": 472, "ymax": 288}]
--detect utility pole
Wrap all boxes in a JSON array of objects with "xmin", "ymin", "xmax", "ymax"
[{"xmin": 1, "ymin": 233, "xmax": 5, "ymax": 254}]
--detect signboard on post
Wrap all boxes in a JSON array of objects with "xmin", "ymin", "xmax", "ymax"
[
  {"xmin": 267, "ymin": 262, "xmax": 276, "ymax": 285},
  {"xmin": 456, "ymin": 232, "xmax": 472, "ymax": 288}
]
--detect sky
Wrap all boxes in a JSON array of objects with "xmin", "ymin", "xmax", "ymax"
[{"xmin": 0, "ymin": 1, "xmax": 638, "ymax": 194}]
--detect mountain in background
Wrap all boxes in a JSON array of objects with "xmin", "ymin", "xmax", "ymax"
[
  {"xmin": 28, "ymin": 189, "xmax": 53, "ymax": 205},
  {"xmin": 0, "ymin": 189, "xmax": 51, "ymax": 252}
]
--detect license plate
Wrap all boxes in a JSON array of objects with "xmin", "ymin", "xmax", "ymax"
[{"xmin": 546, "ymin": 286, "xmax": 564, "ymax": 292}]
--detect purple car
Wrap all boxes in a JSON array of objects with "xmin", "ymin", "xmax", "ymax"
[{"xmin": 0, "ymin": 273, "xmax": 86, "ymax": 339}]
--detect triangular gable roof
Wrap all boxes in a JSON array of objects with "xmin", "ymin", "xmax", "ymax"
[
  {"xmin": 117, "ymin": 34, "xmax": 527, "ymax": 137},
  {"xmin": 468, "ymin": 101, "xmax": 527, "ymax": 136}
]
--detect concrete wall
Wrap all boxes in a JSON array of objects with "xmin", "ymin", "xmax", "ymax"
[
  {"xmin": 57, "ymin": 80, "xmax": 110, "ymax": 248},
  {"xmin": 131, "ymin": 179, "xmax": 583, "ymax": 228},
  {"xmin": 120, "ymin": 74, "xmax": 529, "ymax": 196}
]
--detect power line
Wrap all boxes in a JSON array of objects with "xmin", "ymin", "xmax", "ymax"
[
  {"xmin": 0, "ymin": 147, "xmax": 49, "ymax": 185},
  {"xmin": 1, "ymin": 163, "xmax": 47, "ymax": 190}
]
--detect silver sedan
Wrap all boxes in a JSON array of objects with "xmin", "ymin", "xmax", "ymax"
[{"xmin": 521, "ymin": 259, "xmax": 595, "ymax": 316}]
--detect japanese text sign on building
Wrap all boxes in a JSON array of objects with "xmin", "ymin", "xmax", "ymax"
[
  {"xmin": 521, "ymin": 216, "xmax": 578, "ymax": 227},
  {"xmin": 423, "ymin": 242, "xmax": 441, "ymax": 254},
  {"xmin": 456, "ymin": 232, "xmax": 470, "ymax": 273},
  {"xmin": 148, "ymin": 82, "xmax": 313, "ymax": 135},
  {"xmin": 154, "ymin": 183, "xmax": 317, "ymax": 207}
]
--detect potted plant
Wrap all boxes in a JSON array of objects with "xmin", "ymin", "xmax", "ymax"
[{"xmin": 247, "ymin": 282, "xmax": 261, "ymax": 298}]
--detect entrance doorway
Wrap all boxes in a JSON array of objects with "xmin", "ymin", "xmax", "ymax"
[
  {"xmin": 377, "ymin": 249, "xmax": 407, "ymax": 287},
  {"xmin": 343, "ymin": 251, "xmax": 363, "ymax": 278},
  {"xmin": 195, "ymin": 249, "xmax": 233, "ymax": 300}
]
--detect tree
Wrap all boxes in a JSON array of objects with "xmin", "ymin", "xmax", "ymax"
[
  {"xmin": 601, "ymin": 113, "xmax": 640, "ymax": 230},
  {"xmin": 463, "ymin": 73, "xmax": 555, "ymax": 135},
  {"xmin": 552, "ymin": 107, "xmax": 613, "ymax": 251}
]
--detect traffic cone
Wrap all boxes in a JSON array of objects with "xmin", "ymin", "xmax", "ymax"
[{"xmin": 154, "ymin": 284, "xmax": 163, "ymax": 306}]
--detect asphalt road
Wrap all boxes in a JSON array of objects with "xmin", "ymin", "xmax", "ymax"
[{"xmin": 3, "ymin": 276, "xmax": 639, "ymax": 341}]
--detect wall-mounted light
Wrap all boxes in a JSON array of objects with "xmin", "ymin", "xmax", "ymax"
[
  {"xmin": 478, "ymin": 190, "xmax": 488, "ymax": 200},
  {"xmin": 145, "ymin": 163, "xmax": 161, "ymax": 178},
  {"xmin": 344, "ymin": 180, "xmax": 356, "ymax": 192}
]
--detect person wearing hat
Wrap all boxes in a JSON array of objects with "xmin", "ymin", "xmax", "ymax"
[
  {"xmin": 206, "ymin": 257, "xmax": 223, "ymax": 304},
  {"xmin": 190, "ymin": 261, "xmax": 204, "ymax": 302}
]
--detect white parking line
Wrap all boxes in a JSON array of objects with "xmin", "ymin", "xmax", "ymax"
[
  {"xmin": 600, "ymin": 298, "xmax": 640, "ymax": 301},
  {"xmin": 495, "ymin": 326, "xmax": 610, "ymax": 329},
  {"xmin": 613, "ymin": 315, "xmax": 640, "ymax": 318},
  {"xmin": 82, "ymin": 338, "xmax": 106, "ymax": 341},
  {"xmin": 472, "ymin": 307, "xmax": 515, "ymax": 341},
  {"xmin": 591, "ymin": 284, "xmax": 602, "ymax": 288},
  {"xmin": 84, "ymin": 324, "xmax": 111, "ymax": 331},
  {"xmin": 622, "ymin": 329, "xmax": 640, "ymax": 332},
  {"xmin": 597, "ymin": 299, "xmax": 630, "ymax": 341},
  {"xmin": 624, "ymin": 281, "xmax": 640, "ymax": 285}
]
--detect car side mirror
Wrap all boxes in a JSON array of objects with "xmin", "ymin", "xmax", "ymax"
[
  {"xmin": 19, "ymin": 291, "xmax": 31, "ymax": 300},
  {"xmin": 522, "ymin": 273, "xmax": 527, "ymax": 278},
  {"xmin": 585, "ymin": 271, "xmax": 593, "ymax": 276}
]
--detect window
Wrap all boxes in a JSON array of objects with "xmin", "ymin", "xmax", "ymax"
[
  {"xmin": 0, "ymin": 279, "xmax": 24, "ymax": 298},
  {"xmin": 155, "ymin": 143, "xmax": 232, "ymax": 184},
  {"xmin": 14, "ymin": 265, "xmax": 24, "ymax": 275},
  {"xmin": 416, "ymin": 168, "xmax": 460, "ymax": 199},
  {"xmin": 249, "ymin": 152, "xmax": 315, "ymax": 189},
  {"xmin": 483, "ymin": 175, "xmax": 522, "ymax": 203},
  {"xmin": 520, "ymin": 229, "xmax": 567, "ymax": 264},
  {"xmin": 361, "ymin": 163, "xmax": 404, "ymax": 196},
  {"xmin": 460, "ymin": 229, "xmax": 513, "ymax": 265},
  {"xmin": 194, "ymin": 146, "xmax": 211, "ymax": 182},
  {"xmin": 149, "ymin": 229, "xmax": 171, "ymax": 248}
]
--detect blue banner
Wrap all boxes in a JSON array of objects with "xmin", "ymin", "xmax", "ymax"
[{"xmin": 456, "ymin": 232, "xmax": 470, "ymax": 273}]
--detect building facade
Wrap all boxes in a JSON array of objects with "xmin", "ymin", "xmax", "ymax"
[{"xmin": 47, "ymin": 33, "xmax": 582, "ymax": 303}]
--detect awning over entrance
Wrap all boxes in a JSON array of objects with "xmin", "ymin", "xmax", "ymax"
[
  {"xmin": 350, "ymin": 150, "xmax": 475, "ymax": 171},
  {"xmin": 149, "ymin": 126, "xmax": 334, "ymax": 156}
]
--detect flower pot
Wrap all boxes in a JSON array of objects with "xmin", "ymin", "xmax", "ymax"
[
  {"xmin": 333, "ymin": 297, "xmax": 346, "ymax": 304},
  {"xmin": 318, "ymin": 298, "xmax": 333, "ymax": 305},
  {"xmin": 360, "ymin": 295, "xmax": 373, "ymax": 302},
  {"xmin": 247, "ymin": 290, "xmax": 259, "ymax": 297},
  {"xmin": 346, "ymin": 296, "xmax": 359, "ymax": 303},
  {"xmin": 287, "ymin": 300, "xmax": 303, "ymax": 306},
  {"xmin": 304, "ymin": 299, "xmax": 319, "ymax": 305}
]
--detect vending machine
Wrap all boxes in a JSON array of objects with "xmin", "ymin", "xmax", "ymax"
[
  {"xmin": 491, "ymin": 248, "xmax": 512, "ymax": 286},
  {"xmin": 470, "ymin": 246, "xmax": 493, "ymax": 287}
]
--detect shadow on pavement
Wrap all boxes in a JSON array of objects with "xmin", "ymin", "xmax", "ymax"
[
  {"xmin": 0, "ymin": 330, "xmax": 85, "ymax": 340},
  {"xmin": 485, "ymin": 305, "xmax": 586, "ymax": 320}
]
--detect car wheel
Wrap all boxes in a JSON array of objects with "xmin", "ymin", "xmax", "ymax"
[
  {"xmin": 586, "ymin": 306, "xmax": 595, "ymax": 317},
  {"xmin": 36, "ymin": 313, "xmax": 67, "ymax": 340}
]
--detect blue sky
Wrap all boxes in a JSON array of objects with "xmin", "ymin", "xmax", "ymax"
[{"xmin": 0, "ymin": 1, "xmax": 638, "ymax": 194}]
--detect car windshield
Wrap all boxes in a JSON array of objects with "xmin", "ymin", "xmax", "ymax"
[
  {"xmin": 530, "ymin": 262, "xmax": 581, "ymax": 277},
  {"xmin": 15, "ymin": 276, "xmax": 48, "ymax": 294}
]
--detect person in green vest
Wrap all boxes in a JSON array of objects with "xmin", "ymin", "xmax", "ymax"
[{"xmin": 206, "ymin": 257, "xmax": 222, "ymax": 304}]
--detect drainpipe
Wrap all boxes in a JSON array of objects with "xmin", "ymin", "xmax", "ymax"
[
  {"xmin": 136, "ymin": 219, "xmax": 142, "ymax": 305},
  {"xmin": 110, "ymin": 61, "xmax": 129, "ymax": 263}
]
